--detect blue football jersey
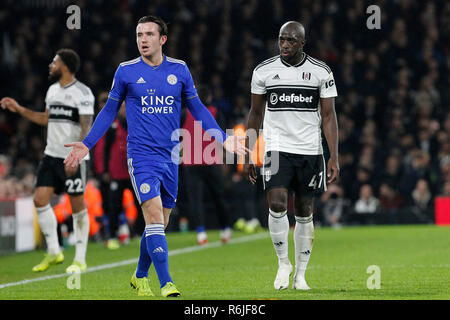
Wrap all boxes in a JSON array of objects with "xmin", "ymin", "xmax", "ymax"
[{"xmin": 109, "ymin": 55, "xmax": 198, "ymax": 162}]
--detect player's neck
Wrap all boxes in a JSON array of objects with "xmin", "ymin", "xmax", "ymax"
[
  {"xmin": 142, "ymin": 53, "xmax": 164, "ymax": 67},
  {"xmin": 58, "ymin": 73, "xmax": 76, "ymax": 88},
  {"xmin": 281, "ymin": 51, "xmax": 304, "ymax": 66}
]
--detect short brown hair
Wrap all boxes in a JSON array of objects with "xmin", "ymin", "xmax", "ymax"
[{"xmin": 137, "ymin": 15, "xmax": 168, "ymax": 36}]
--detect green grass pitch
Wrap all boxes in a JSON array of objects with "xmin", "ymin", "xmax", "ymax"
[{"xmin": 0, "ymin": 225, "xmax": 449, "ymax": 300}]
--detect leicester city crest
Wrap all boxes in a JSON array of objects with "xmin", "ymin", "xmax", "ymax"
[{"xmin": 167, "ymin": 74, "xmax": 177, "ymax": 85}]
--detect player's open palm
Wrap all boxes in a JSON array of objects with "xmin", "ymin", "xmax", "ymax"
[
  {"xmin": 223, "ymin": 135, "xmax": 249, "ymax": 156},
  {"xmin": 64, "ymin": 142, "xmax": 89, "ymax": 168}
]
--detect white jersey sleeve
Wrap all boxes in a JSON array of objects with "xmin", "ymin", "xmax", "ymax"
[
  {"xmin": 77, "ymin": 87, "xmax": 95, "ymax": 115},
  {"xmin": 319, "ymin": 72, "xmax": 338, "ymax": 98},
  {"xmin": 251, "ymin": 68, "xmax": 267, "ymax": 95}
]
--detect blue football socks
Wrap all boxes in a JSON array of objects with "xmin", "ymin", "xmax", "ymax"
[
  {"xmin": 145, "ymin": 224, "xmax": 173, "ymax": 287},
  {"xmin": 136, "ymin": 231, "xmax": 152, "ymax": 278}
]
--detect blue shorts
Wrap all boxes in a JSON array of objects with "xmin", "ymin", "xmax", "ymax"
[{"xmin": 127, "ymin": 157, "xmax": 179, "ymax": 209}]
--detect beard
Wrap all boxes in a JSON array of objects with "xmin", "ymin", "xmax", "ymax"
[{"xmin": 48, "ymin": 70, "xmax": 62, "ymax": 82}]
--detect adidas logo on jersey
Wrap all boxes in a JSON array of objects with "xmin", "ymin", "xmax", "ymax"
[
  {"xmin": 136, "ymin": 77, "xmax": 146, "ymax": 84},
  {"xmin": 153, "ymin": 247, "xmax": 165, "ymax": 253},
  {"xmin": 272, "ymin": 74, "xmax": 280, "ymax": 80}
]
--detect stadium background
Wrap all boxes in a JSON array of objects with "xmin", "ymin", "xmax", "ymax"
[{"xmin": 0, "ymin": 0, "xmax": 449, "ymax": 241}]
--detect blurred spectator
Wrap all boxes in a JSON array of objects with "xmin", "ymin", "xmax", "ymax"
[
  {"xmin": 409, "ymin": 179, "xmax": 433, "ymax": 222},
  {"xmin": 379, "ymin": 182, "xmax": 405, "ymax": 223},
  {"xmin": 354, "ymin": 184, "xmax": 379, "ymax": 214},
  {"xmin": 316, "ymin": 184, "xmax": 350, "ymax": 229}
]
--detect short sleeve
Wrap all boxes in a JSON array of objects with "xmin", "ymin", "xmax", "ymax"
[
  {"xmin": 78, "ymin": 88, "xmax": 95, "ymax": 115},
  {"xmin": 182, "ymin": 64, "xmax": 198, "ymax": 100},
  {"xmin": 109, "ymin": 65, "xmax": 127, "ymax": 102},
  {"xmin": 45, "ymin": 87, "xmax": 52, "ymax": 110},
  {"xmin": 319, "ymin": 72, "xmax": 338, "ymax": 98},
  {"xmin": 251, "ymin": 69, "xmax": 266, "ymax": 95}
]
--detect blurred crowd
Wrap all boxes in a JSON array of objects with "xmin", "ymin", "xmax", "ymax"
[{"xmin": 0, "ymin": 0, "xmax": 449, "ymax": 228}]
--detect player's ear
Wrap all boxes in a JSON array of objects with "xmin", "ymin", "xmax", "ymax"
[{"xmin": 160, "ymin": 35, "xmax": 168, "ymax": 46}]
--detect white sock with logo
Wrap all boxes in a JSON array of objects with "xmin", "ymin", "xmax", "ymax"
[
  {"xmin": 268, "ymin": 209, "xmax": 290, "ymax": 265},
  {"xmin": 72, "ymin": 209, "xmax": 89, "ymax": 264},
  {"xmin": 294, "ymin": 215, "xmax": 314, "ymax": 278},
  {"xmin": 36, "ymin": 204, "xmax": 61, "ymax": 255}
]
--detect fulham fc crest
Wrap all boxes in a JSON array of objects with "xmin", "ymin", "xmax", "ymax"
[
  {"xmin": 264, "ymin": 169, "xmax": 271, "ymax": 182},
  {"xmin": 302, "ymin": 72, "xmax": 311, "ymax": 80}
]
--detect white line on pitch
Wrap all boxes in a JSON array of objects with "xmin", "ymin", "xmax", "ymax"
[{"xmin": 0, "ymin": 232, "xmax": 268, "ymax": 290}]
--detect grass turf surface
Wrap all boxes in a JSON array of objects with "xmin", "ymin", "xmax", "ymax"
[{"xmin": 0, "ymin": 224, "xmax": 449, "ymax": 300}]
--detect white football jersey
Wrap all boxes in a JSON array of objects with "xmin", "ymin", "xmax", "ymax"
[
  {"xmin": 44, "ymin": 79, "xmax": 95, "ymax": 159},
  {"xmin": 251, "ymin": 53, "xmax": 337, "ymax": 155}
]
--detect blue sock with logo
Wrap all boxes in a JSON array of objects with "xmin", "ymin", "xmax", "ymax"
[
  {"xmin": 136, "ymin": 231, "xmax": 152, "ymax": 278},
  {"xmin": 145, "ymin": 224, "xmax": 172, "ymax": 288}
]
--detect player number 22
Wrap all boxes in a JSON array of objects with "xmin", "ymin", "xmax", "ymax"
[
  {"xmin": 308, "ymin": 172, "xmax": 323, "ymax": 190},
  {"xmin": 66, "ymin": 178, "xmax": 83, "ymax": 193}
]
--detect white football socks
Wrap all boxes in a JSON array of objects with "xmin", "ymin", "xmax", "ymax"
[
  {"xmin": 294, "ymin": 215, "xmax": 314, "ymax": 278},
  {"xmin": 36, "ymin": 204, "xmax": 61, "ymax": 255},
  {"xmin": 72, "ymin": 209, "xmax": 89, "ymax": 264},
  {"xmin": 268, "ymin": 209, "xmax": 290, "ymax": 265}
]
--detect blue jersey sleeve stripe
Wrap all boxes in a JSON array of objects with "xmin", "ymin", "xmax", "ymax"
[
  {"xmin": 108, "ymin": 96, "xmax": 120, "ymax": 102},
  {"xmin": 185, "ymin": 95, "xmax": 199, "ymax": 100}
]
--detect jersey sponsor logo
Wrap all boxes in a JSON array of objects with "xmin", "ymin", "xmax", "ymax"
[
  {"xmin": 140, "ymin": 183, "xmax": 150, "ymax": 194},
  {"xmin": 266, "ymin": 87, "xmax": 319, "ymax": 111},
  {"xmin": 272, "ymin": 74, "xmax": 280, "ymax": 80},
  {"xmin": 167, "ymin": 74, "xmax": 177, "ymax": 85},
  {"xmin": 48, "ymin": 105, "xmax": 80, "ymax": 122},
  {"xmin": 140, "ymin": 94, "xmax": 175, "ymax": 114},
  {"xmin": 269, "ymin": 92, "xmax": 314, "ymax": 104}
]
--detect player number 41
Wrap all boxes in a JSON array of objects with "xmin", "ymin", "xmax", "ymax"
[{"xmin": 308, "ymin": 172, "xmax": 323, "ymax": 190}]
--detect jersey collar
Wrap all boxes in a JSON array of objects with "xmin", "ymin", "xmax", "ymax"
[
  {"xmin": 140, "ymin": 54, "xmax": 166, "ymax": 70},
  {"xmin": 280, "ymin": 52, "xmax": 306, "ymax": 68},
  {"xmin": 60, "ymin": 79, "xmax": 77, "ymax": 89}
]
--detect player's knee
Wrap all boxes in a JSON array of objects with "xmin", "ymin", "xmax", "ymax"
[
  {"xmin": 295, "ymin": 199, "xmax": 314, "ymax": 218},
  {"xmin": 269, "ymin": 201, "xmax": 287, "ymax": 213},
  {"xmin": 141, "ymin": 201, "xmax": 164, "ymax": 224},
  {"xmin": 33, "ymin": 196, "xmax": 48, "ymax": 208}
]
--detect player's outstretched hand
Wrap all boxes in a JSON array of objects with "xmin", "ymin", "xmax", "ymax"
[
  {"xmin": 223, "ymin": 135, "xmax": 250, "ymax": 156},
  {"xmin": 64, "ymin": 142, "xmax": 89, "ymax": 168},
  {"xmin": 0, "ymin": 97, "xmax": 21, "ymax": 113}
]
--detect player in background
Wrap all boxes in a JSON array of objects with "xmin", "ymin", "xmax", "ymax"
[
  {"xmin": 94, "ymin": 101, "xmax": 136, "ymax": 249},
  {"xmin": 244, "ymin": 21, "xmax": 339, "ymax": 290},
  {"xmin": 181, "ymin": 84, "xmax": 232, "ymax": 245},
  {"xmin": 64, "ymin": 15, "xmax": 248, "ymax": 297},
  {"xmin": 0, "ymin": 49, "xmax": 94, "ymax": 273}
]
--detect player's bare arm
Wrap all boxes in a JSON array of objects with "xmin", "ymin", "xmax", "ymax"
[
  {"xmin": 64, "ymin": 114, "xmax": 93, "ymax": 175},
  {"xmin": 320, "ymin": 97, "xmax": 339, "ymax": 183},
  {"xmin": 244, "ymin": 93, "xmax": 266, "ymax": 184},
  {"xmin": 79, "ymin": 114, "xmax": 93, "ymax": 141},
  {"xmin": 0, "ymin": 97, "xmax": 49, "ymax": 126}
]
